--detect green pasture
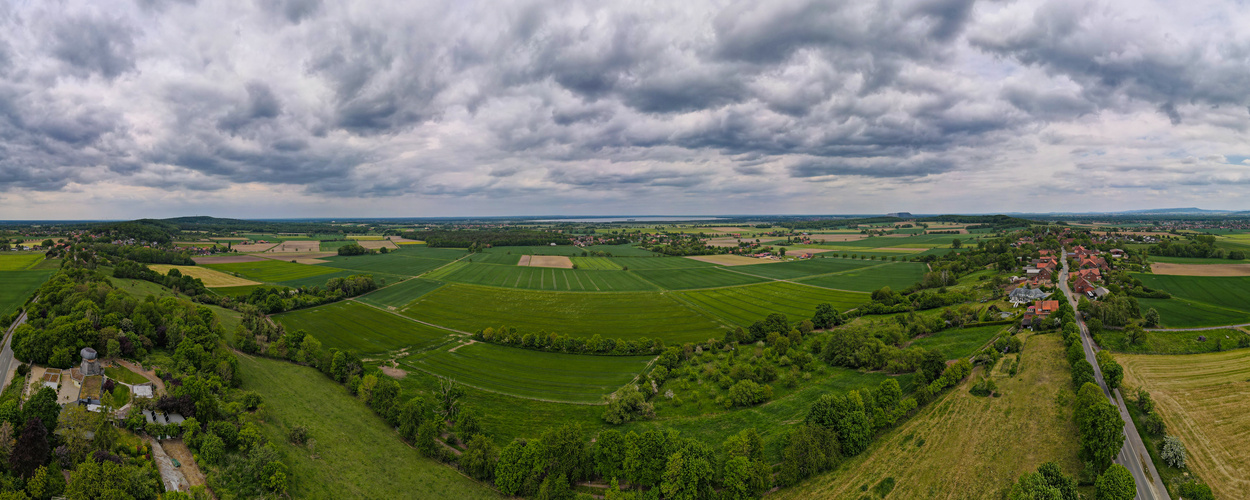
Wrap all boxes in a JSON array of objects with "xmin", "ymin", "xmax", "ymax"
[
  {"xmin": 1134, "ymin": 274, "xmax": 1250, "ymax": 314},
  {"xmin": 402, "ymin": 342, "xmax": 652, "ymax": 403},
  {"xmin": 236, "ymin": 355, "xmax": 499, "ymax": 499},
  {"xmin": 1100, "ymin": 328, "xmax": 1249, "ymax": 354},
  {"xmin": 274, "ymin": 301, "xmax": 454, "ymax": 355},
  {"xmin": 633, "ymin": 267, "xmax": 769, "ymax": 290},
  {"xmin": 1135, "ymin": 298, "xmax": 1250, "ymax": 328},
  {"xmin": 0, "ymin": 253, "xmax": 46, "ymax": 271},
  {"xmin": 205, "ymin": 260, "xmax": 345, "ymax": 283},
  {"xmin": 906, "ymin": 324, "xmax": 1007, "ymax": 360},
  {"xmin": 210, "ymin": 284, "xmax": 271, "ymax": 298},
  {"xmin": 0, "ymin": 270, "xmax": 54, "ymax": 319},
  {"xmin": 425, "ymin": 261, "xmax": 659, "ymax": 292},
  {"xmin": 570, "ymin": 256, "xmax": 621, "ymax": 270},
  {"xmin": 676, "ymin": 282, "xmax": 868, "ymax": 327},
  {"xmin": 796, "ymin": 262, "xmax": 928, "ymax": 292},
  {"xmin": 104, "ymin": 366, "xmax": 150, "ymax": 385},
  {"xmin": 356, "ymin": 278, "xmax": 445, "ymax": 309},
  {"xmin": 400, "ymin": 284, "xmax": 725, "ymax": 343}
]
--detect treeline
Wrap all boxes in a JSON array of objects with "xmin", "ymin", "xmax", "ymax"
[
  {"xmin": 94, "ymin": 220, "xmax": 179, "ymax": 244},
  {"xmin": 780, "ymin": 216, "xmax": 901, "ymax": 230},
  {"xmin": 1148, "ymin": 236, "xmax": 1246, "ymax": 260},
  {"xmin": 85, "ymin": 243, "xmax": 196, "ymax": 265},
  {"xmin": 113, "ymin": 260, "xmax": 209, "ymax": 296},
  {"xmin": 208, "ymin": 275, "xmax": 379, "ymax": 314},
  {"xmin": 474, "ymin": 327, "xmax": 665, "ymax": 356},
  {"xmin": 403, "ymin": 229, "xmax": 570, "ymax": 248},
  {"xmin": 5, "ymin": 266, "xmax": 289, "ymax": 498}
]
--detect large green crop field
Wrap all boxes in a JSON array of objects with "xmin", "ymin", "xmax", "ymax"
[
  {"xmin": 205, "ymin": 260, "xmax": 346, "ymax": 283},
  {"xmin": 402, "ymin": 342, "xmax": 652, "ymax": 403},
  {"xmin": 425, "ymin": 261, "xmax": 659, "ymax": 291},
  {"xmin": 607, "ymin": 257, "xmax": 717, "ymax": 270},
  {"xmin": 732, "ymin": 258, "xmax": 875, "ymax": 280},
  {"xmin": 569, "ymin": 256, "xmax": 621, "ymax": 270},
  {"xmin": 1136, "ymin": 298, "xmax": 1250, "ymax": 328},
  {"xmin": 1134, "ymin": 274, "xmax": 1250, "ymax": 313},
  {"xmin": 236, "ymin": 355, "xmax": 499, "ymax": 499},
  {"xmin": 0, "ymin": 253, "xmax": 44, "ymax": 271},
  {"xmin": 356, "ymin": 278, "xmax": 445, "ymax": 309},
  {"xmin": 676, "ymin": 282, "xmax": 868, "ymax": 327},
  {"xmin": 0, "ymin": 270, "xmax": 54, "ymax": 319},
  {"xmin": 320, "ymin": 251, "xmax": 455, "ymax": 276},
  {"xmin": 273, "ymin": 301, "xmax": 454, "ymax": 355},
  {"xmin": 633, "ymin": 267, "xmax": 769, "ymax": 290},
  {"xmin": 796, "ymin": 262, "xmax": 928, "ymax": 292},
  {"xmin": 400, "ymin": 283, "xmax": 726, "ymax": 343}
]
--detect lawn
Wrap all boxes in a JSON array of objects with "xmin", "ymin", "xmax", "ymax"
[
  {"xmin": 906, "ymin": 324, "xmax": 1007, "ymax": 360},
  {"xmin": 795, "ymin": 262, "xmax": 928, "ymax": 292},
  {"xmin": 355, "ymin": 278, "xmax": 445, "ymax": 310},
  {"xmin": 273, "ymin": 301, "xmax": 455, "ymax": 356},
  {"xmin": 400, "ymin": 283, "xmax": 726, "ymax": 343},
  {"xmin": 401, "ymin": 342, "xmax": 652, "ymax": 404},
  {"xmin": 633, "ymin": 267, "xmax": 769, "ymax": 290},
  {"xmin": 0, "ymin": 253, "xmax": 44, "ymax": 271},
  {"xmin": 777, "ymin": 333, "xmax": 1083, "ymax": 499},
  {"xmin": 236, "ymin": 355, "xmax": 499, "ymax": 499},
  {"xmin": 0, "ymin": 270, "xmax": 53, "ymax": 319},
  {"xmin": 676, "ymin": 282, "xmax": 868, "ymax": 327},
  {"xmin": 1117, "ymin": 349, "xmax": 1250, "ymax": 499},
  {"xmin": 104, "ymin": 365, "xmax": 151, "ymax": 386},
  {"xmin": 204, "ymin": 260, "xmax": 346, "ymax": 283},
  {"xmin": 425, "ymin": 262, "xmax": 660, "ymax": 292}
]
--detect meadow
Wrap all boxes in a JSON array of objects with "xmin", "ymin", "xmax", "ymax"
[
  {"xmin": 676, "ymin": 282, "xmax": 868, "ymax": 327},
  {"xmin": 1118, "ymin": 349, "xmax": 1250, "ymax": 499},
  {"xmin": 401, "ymin": 342, "xmax": 653, "ymax": 403},
  {"xmin": 777, "ymin": 333, "xmax": 1083, "ymax": 499},
  {"xmin": 569, "ymin": 256, "xmax": 621, "ymax": 270},
  {"xmin": 425, "ymin": 261, "xmax": 659, "ymax": 291},
  {"xmin": 607, "ymin": 257, "xmax": 719, "ymax": 270},
  {"xmin": 273, "ymin": 301, "xmax": 454, "ymax": 355},
  {"xmin": 400, "ymin": 283, "xmax": 726, "ymax": 343},
  {"xmin": 906, "ymin": 324, "xmax": 1007, "ymax": 360},
  {"xmin": 204, "ymin": 260, "xmax": 346, "ymax": 283},
  {"xmin": 355, "ymin": 278, "xmax": 445, "ymax": 310},
  {"xmin": 1099, "ymin": 327, "xmax": 1248, "ymax": 354},
  {"xmin": 0, "ymin": 270, "xmax": 53, "ymax": 319},
  {"xmin": 236, "ymin": 355, "xmax": 499, "ymax": 499}
]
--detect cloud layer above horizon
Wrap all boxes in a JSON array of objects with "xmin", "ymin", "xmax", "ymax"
[{"xmin": 2, "ymin": 0, "xmax": 1249, "ymax": 218}]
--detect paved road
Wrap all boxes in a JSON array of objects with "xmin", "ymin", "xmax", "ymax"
[
  {"xmin": 1059, "ymin": 252, "xmax": 1169, "ymax": 500},
  {"xmin": 0, "ymin": 308, "xmax": 30, "ymax": 391}
]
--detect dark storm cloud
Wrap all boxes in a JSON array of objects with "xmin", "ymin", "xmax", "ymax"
[
  {"xmin": 50, "ymin": 15, "xmax": 136, "ymax": 80},
  {"xmin": 789, "ymin": 156, "xmax": 956, "ymax": 178},
  {"xmin": 217, "ymin": 82, "xmax": 283, "ymax": 133}
]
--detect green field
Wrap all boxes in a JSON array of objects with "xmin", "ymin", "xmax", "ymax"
[
  {"xmin": 237, "ymin": 355, "xmax": 499, "ymax": 499},
  {"xmin": 204, "ymin": 260, "xmax": 346, "ymax": 283},
  {"xmin": 607, "ymin": 257, "xmax": 717, "ymax": 270},
  {"xmin": 210, "ymin": 284, "xmax": 271, "ymax": 298},
  {"xmin": 633, "ymin": 267, "xmax": 769, "ymax": 290},
  {"xmin": 1137, "ymin": 298, "xmax": 1250, "ymax": 328},
  {"xmin": 425, "ymin": 262, "xmax": 659, "ymax": 291},
  {"xmin": 400, "ymin": 284, "xmax": 726, "ymax": 343},
  {"xmin": 796, "ymin": 262, "xmax": 928, "ymax": 292},
  {"xmin": 356, "ymin": 278, "xmax": 445, "ymax": 309},
  {"xmin": 906, "ymin": 324, "xmax": 1007, "ymax": 360},
  {"xmin": 104, "ymin": 366, "xmax": 150, "ymax": 385},
  {"xmin": 0, "ymin": 270, "xmax": 53, "ymax": 319},
  {"xmin": 479, "ymin": 244, "xmax": 657, "ymax": 257},
  {"xmin": 0, "ymin": 253, "xmax": 44, "ymax": 271},
  {"xmin": 1101, "ymin": 327, "xmax": 1249, "ymax": 354},
  {"xmin": 1149, "ymin": 256, "xmax": 1248, "ymax": 265},
  {"xmin": 1134, "ymin": 274, "xmax": 1250, "ymax": 313},
  {"xmin": 467, "ymin": 252, "xmax": 522, "ymax": 265},
  {"xmin": 731, "ymin": 258, "xmax": 876, "ymax": 280},
  {"xmin": 402, "ymin": 342, "xmax": 652, "ymax": 403},
  {"xmin": 274, "ymin": 269, "xmax": 405, "ymax": 289},
  {"xmin": 570, "ymin": 256, "xmax": 621, "ymax": 270},
  {"xmin": 676, "ymin": 282, "xmax": 868, "ymax": 327},
  {"xmin": 274, "ymin": 301, "xmax": 454, "ymax": 355},
  {"xmin": 320, "ymin": 251, "xmax": 455, "ymax": 276}
]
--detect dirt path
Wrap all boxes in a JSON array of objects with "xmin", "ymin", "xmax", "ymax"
[
  {"xmin": 115, "ymin": 359, "xmax": 166, "ymax": 395},
  {"xmin": 162, "ymin": 440, "xmax": 209, "ymax": 492},
  {"xmin": 447, "ymin": 340, "xmax": 476, "ymax": 352},
  {"xmin": 149, "ymin": 437, "xmax": 190, "ymax": 493}
]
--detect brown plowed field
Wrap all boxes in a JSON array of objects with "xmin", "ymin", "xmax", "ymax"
[{"xmin": 1151, "ymin": 263, "xmax": 1250, "ymax": 276}]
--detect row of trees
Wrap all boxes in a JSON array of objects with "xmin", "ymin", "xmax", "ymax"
[
  {"xmin": 404, "ymin": 229, "xmax": 571, "ymax": 248},
  {"xmin": 474, "ymin": 327, "xmax": 666, "ymax": 356}
]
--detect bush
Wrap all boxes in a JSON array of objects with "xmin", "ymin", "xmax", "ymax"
[
  {"xmin": 1143, "ymin": 412, "xmax": 1167, "ymax": 435},
  {"xmin": 969, "ymin": 376, "xmax": 998, "ymax": 397},
  {"xmin": 1176, "ymin": 479, "xmax": 1215, "ymax": 500},
  {"xmin": 727, "ymin": 380, "xmax": 771, "ymax": 408},
  {"xmin": 287, "ymin": 425, "xmax": 309, "ymax": 445},
  {"xmin": 1159, "ymin": 435, "xmax": 1187, "ymax": 469}
]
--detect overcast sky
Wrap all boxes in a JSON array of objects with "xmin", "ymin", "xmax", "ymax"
[{"xmin": 1, "ymin": 0, "xmax": 1248, "ymax": 219}]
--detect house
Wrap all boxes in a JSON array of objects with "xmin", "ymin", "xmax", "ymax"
[
  {"xmin": 1008, "ymin": 287, "xmax": 1050, "ymax": 305},
  {"xmin": 1093, "ymin": 287, "xmax": 1110, "ymax": 299},
  {"xmin": 1022, "ymin": 299, "xmax": 1060, "ymax": 329},
  {"xmin": 1073, "ymin": 277, "xmax": 1095, "ymax": 295},
  {"xmin": 1110, "ymin": 248, "xmax": 1125, "ymax": 258},
  {"xmin": 40, "ymin": 368, "xmax": 61, "ymax": 390}
]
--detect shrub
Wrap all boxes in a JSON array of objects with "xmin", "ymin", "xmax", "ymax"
[
  {"xmin": 1143, "ymin": 412, "xmax": 1167, "ymax": 436},
  {"xmin": 287, "ymin": 425, "xmax": 309, "ymax": 445},
  {"xmin": 1159, "ymin": 435, "xmax": 1187, "ymax": 469}
]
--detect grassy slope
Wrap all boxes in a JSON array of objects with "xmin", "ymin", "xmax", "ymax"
[
  {"xmin": 1117, "ymin": 349, "xmax": 1250, "ymax": 499},
  {"xmin": 778, "ymin": 333, "xmax": 1083, "ymax": 499},
  {"xmin": 356, "ymin": 278, "xmax": 446, "ymax": 309},
  {"xmin": 236, "ymin": 355, "xmax": 499, "ymax": 499},
  {"xmin": 907, "ymin": 324, "xmax": 1007, "ymax": 360}
]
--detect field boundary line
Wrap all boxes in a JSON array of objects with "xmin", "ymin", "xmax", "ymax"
[
  {"xmin": 395, "ymin": 361, "xmax": 610, "ymax": 406},
  {"xmin": 666, "ymin": 292, "xmax": 738, "ymax": 330},
  {"xmin": 349, "ymin": 299, "xmax": 474, "ymax": 336}
]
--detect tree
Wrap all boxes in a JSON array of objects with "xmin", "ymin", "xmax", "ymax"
[
  {"xmin": 660, "ymin": 449, "xmax": 712, "ymax": 500},
  {"xmin": 1079, "ymin": 397, "xmax": 1126, "ymax": 472},
  {"xmin": 1094, "ymin": 464, "xmax": 1135, "ymax": 500},
  {"xmin": 10, "ymin": 418, "xmax": 48, "ymax": 477},
  {"xmin": 806, "ymin": 391, "xmax": 871, "ymax": 456},
  {"xmin": 811, "ymin": 303, "xmax": 841, "ymax": 329},
  {"xmin": 460, "ymin": 434, "xmax": 499, "ymax": 481},
  {"xmin": 1160, "ymin": 436, "xmax": 1187, "ymax": 469},
  {"xmin": 1143, "ymin": 308, "xmax": 1160, "ymax": 328},
  {"xmin": 1071, "ymin": 360, "xmax": 1095, "ymax": 389},
  {"xmin": 951, "ymin": 238, "xmax": 962, "ymax": 249},
  {"xmin": 1124, "ymin": 324, "xmax": 1148, "ymax": 345},
  {"xmin": 0, "ymin": 421, "xmax": 14, "ymax": 465},
  {"xmin": 1096, "ymin": 351, "xmax": 1123, "ymax": 390},
  {"xmin": 24, "ymin": 387, "xmax": 60, "ymax": 435},
  {"xmin": 595, "ymin": 429, "xmax": 627, "ymax": 481},
  {"xmin": 200, "ymin": 433, "xmax": 225, "ymax": 465}
]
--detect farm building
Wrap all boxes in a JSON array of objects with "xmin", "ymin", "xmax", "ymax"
[{"xmin": 40, "ymin": 368, "xmax": 61, "ymax": 390}]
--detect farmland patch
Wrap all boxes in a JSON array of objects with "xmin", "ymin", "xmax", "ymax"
[
  {"xmin": 677, "ymin": 281, "xmax": 868, "ymax": 326},
  {"xmin": 273, "ymin": 301, "xmax": 453, "ymax": 355},
  {"xmin": 1150, "ymin": 262, "xmax": 1250, "ymax": 276},
  {"xmin": 147, "ymin": 265, "xmax": 260, "ymax": 288},
  {"xmin": 685, "ymin": 254, "xmax": 772, "ymax": 266}
]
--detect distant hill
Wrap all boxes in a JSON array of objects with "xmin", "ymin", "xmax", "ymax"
[{"xmin": 1119, "ymin": 207, "xmax": 1232, "ymax": 214}]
